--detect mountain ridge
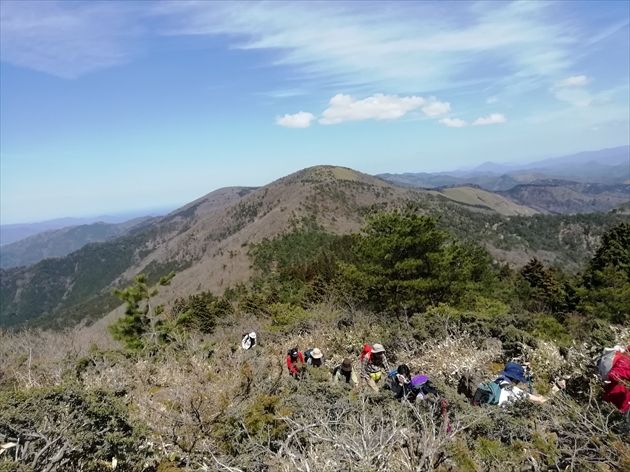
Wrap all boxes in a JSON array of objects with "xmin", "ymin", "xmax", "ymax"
[
  {"xmin": 379, "ymin": 146, "xmax": 629, "ymax": 211},
  {"xmin": 1, "ymin": 165, "xmax": 627, "ymax": 329},
  {"xmin": 0, "ymin": 217, "xmax": 156, "ymax": 269}
]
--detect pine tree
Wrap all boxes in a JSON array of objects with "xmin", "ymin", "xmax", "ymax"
[
  {"xmin": 340, "ymin": 211, "xmax": 492, "ymax": 314},
  {"xmin": 579, "ymin": 223, "xmax": 630, "ymax": 323},
  {"xmin": 520, "ymin": 258, "xmax": 574, "ymax": 314},
  {"xmin": 109, "ymin": 272, "xmax": 175, "ymax": 350}
]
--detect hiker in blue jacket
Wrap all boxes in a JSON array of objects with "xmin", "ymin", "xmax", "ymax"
[{"xmin": 473, "ymin": 362, "xmax": 548, "ymax": 406}]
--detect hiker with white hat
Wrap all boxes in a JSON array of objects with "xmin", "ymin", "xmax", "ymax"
[
  {"xmin": 304, "ymin": 347, "xmax": 325, "ymax": 367},
  {"xmin": 360, "ymin": 342, "xmax": 391, "ymax": 392},
  {"xmin": 241, "ymin": 332, "xmax": 257, "ymax": 350}
]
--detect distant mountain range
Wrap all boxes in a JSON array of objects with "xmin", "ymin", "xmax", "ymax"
[
  {"xmin": 379, "ymin": 146, "xmax": 629, "ymax": 213},
  {"xmin": 0, "ymin": 217, "xmax": 155, "ymax": 269},
  {"xmin": 0, "ymin": 208, "xmax": 173, "ymax": 246},
  {"xmin": 2, "ymin": 166, "xmax": 627, "ymax": 329},
  {"xmin": 500, "ymin": 180, "xmax": 629, "ymax": 215},
  {"xmin": 464, "ymin": 145, "xmax": 629, "ymax": 174}
]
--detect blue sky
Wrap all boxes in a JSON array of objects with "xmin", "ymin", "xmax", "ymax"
[{"xmin": 1, "ymin": 1, "xmax": 629, "ymax": 224}]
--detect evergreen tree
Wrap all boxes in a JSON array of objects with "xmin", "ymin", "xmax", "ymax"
[
  {"xmin": 340, "ymin": 211, "xmax": 492, "ymax": 314},
  {"xmin": 520, "ymin": 258, "xmax": 574, "ymax": 314},
  {"xmin": 109, "ymin": 272, "xmax": 175, "ymax": 350},
  {"xmin": 585, "ymin": 222, "xmax": 630, "ymax": 283},
  {"xmin": 579, "ymin": 223, "xmax": 630, "ymax": 323}
]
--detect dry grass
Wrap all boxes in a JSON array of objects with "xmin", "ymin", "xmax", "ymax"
[
  {"xmin": 2, "ymin": 306, "xmax": 629, "ymax": 471},
  {"xmin": 0, "ymin": 323, "xmax": 116, "ymax": 389}
]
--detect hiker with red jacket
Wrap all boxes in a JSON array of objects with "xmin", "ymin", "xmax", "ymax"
[
  {"xmin": 286, "ymin": 347, "xmax": 305, "ymax": 379},
  {"xmin": 360, "ymin": 343, "xmax": 391, "ymax": 392},
  {"xmin": 599, "ymin": 345, "xmax": 630, "ymax": 416}
]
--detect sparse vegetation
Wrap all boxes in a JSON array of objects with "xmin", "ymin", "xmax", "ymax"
[{"xmin": 1, "ymin": 207, "xmax": 629, "ymax": 470}]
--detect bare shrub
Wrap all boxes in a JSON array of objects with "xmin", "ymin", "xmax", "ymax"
[
  {"xmin": 0, "ymin": 325, "xmax": 114, "ymax": 389},
  {"xmin": 542, "ymin": 390, "xmax": 630, "ymax": 470}
]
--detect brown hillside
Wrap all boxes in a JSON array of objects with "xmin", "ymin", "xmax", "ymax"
[
  {"xmin": 501, "ymin": 182, "xmax": 630, "ymax": 214},
  {"xmin": 5, "ymin": 165, "xmax": 623, "ymax": 329},
  {"xmin": 432, "ymin": 186, "xmax": 539, "ymax": 216},
  {"xmin": 127, "ymin": 166, "xmax": 441, "ymax": 307}
]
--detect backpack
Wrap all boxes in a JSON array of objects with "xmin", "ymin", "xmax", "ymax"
[
  {"xmin": 472, "ymin": 380, "xmax": 503, "ymax": 406},
  {"xmin": 458, "ymin": 370, "xmax": 485, "ymax": 400},
  {"xmin": 360, "ymin": 344, "xmax": 372, "ymax": 362},
  {"xmin": 304, "ymin": 349, "xmax": 314, "ymax": 363},
  {"xmin": 598, "ymin": 350, "xmax": 619, "ymax": 381}
]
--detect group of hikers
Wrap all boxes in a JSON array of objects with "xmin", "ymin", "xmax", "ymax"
[
  {"xmin": 284, "ymin": 342, "xmax": 447, "ymax": 408},
  {"xmin": 242, "ymin": 333, "xmax": 630, "ymax": 418}
]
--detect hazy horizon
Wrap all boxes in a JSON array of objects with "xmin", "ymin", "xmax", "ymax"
[
  {"xmin": 2, "ymin": 1, "xmax": 629, "ymax": 224},
  {"xmin": 2, "ymin": 142, "xmax": 628, "ymax": 225}
]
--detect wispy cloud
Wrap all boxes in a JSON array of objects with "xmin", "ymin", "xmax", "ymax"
[
  {"xmin": 261, "ymin": 88, "xmax": 308, "ymax": 99},
  {"xmin": 439, "ymin": 113, "xmax": 507, "ymax": 128},
  {"xmin": 276, "ymin": 111, "xmax": 315, "ymax": 128},
  {"xmin": 552, "ymin": 75, "xmax": 594, "ymax": 107},
  {"xmin": 439, "ymin": 117, "xmax": 467, "ymax": 128},
  {"xmin": 472, "ymin": 113, "xmax": 507, "ymax": 126},
  {"xmin": 557, "ymin": 75, "xmax": 590, "ymax": 87},
  {"xmin": 0, "ymin": 0, "xmax": 139, "ymax": 78},
  {"xmin": 553, "ymin": 88, "xmax": 593, "ymax": 107},
  {"xmin": 2, "ymin": 0, "xmax": 623, "ymax": 104},
  {"xmin": 152, "ymin": 1, "xmax": 581, "ymax": 93}
]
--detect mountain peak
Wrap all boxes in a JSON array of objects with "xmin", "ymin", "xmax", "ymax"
[{"xmin": 284, "ymin": 165, "xmax": 388, "ymax": 186}]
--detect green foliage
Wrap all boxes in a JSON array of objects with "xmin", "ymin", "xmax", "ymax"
[
  {"xmin": 578, "ymin": 265, "xmax": 630, "ymax": 324},
  {"xmin": 520, "ymin": 258, "xmax": 577, "ymax": 314},
  {"xmin": 0, "ymin": 385, "xmax": 146, "ymax": 471},
  {"xmin": 341, "ymin": 211, "xmax": 493, "ymax": 314},
  {"xmin": 579, "ymin": 223, "xmax": 630, "ymax": 324},
  {"xmin": 172, "ymin": 291, "xmax": 233, "ymax": 333},
  {"xmin": 109, "ymin": 272, "xmax": 175, "ymax": 350},
  {"xmin": 0, "ymin": 230, "xmax": 151, "ymax": 327},
  {"xmin": 243, "ymin": 394, "xmax": 291, "ymax": 442},
  {"xmin": 269, "ymin": 303, "xmax": 311, "ymax": 333},
  {"xmin": 250, "ymin": 223, "xmax": 354, "ymax": 306},
  {"xmin": 587, "ymin": 222, "xmax": 630, "ymax": 279},
  {"xmin": 530, "ymin": 314, "xmax": 572, "ymax": 347},
  {"xmin": 448, "ymin": 440, "xmax": 479, "ymax": 472}
]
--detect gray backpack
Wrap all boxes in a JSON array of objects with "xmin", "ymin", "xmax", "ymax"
[{"xmin": 597, "ymin": 350, "xmax": 617, "ymax": 381}]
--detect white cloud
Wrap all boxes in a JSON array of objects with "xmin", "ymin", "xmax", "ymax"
[
  {"xmin": 557, "ymin": 75, "xmax": 590, "ymax": 87},
  {"xmin": 440, "ymin": 113, "xmax": 508, "ymax": 128},
  {"xmin": 473, "ymin": 113, "xmax": 507, "ymax": 125},
  {"xmin": 279, "ymin": 93, "xmax": 452, "ymax": 126},
  {"xmin": 421, "ymin": 99, "xmax": 451, "ymax": 117},
  {"xmin": 439, "ymin": 117, "xmax": 468, "ymax": 128},
  {"xmin": 276, "ymin": 111, "xmax": 315, "ymax": 128},
  {"xmin": 319, "ymin": 93, "xmax": 426, "ymax": 125}
]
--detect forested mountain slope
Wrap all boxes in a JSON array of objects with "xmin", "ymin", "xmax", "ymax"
[
  {"xmin": 0, "ymin": 217, "xmax": 155, "ymax": 269},
  {"xmin": 1, "ymin": 166, "xmax": 627, "ymax": 328}
]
